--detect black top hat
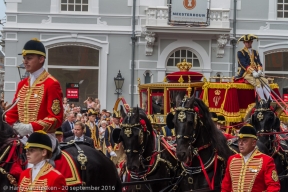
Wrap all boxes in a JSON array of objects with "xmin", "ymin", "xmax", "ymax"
[
  {"xmin": 55, "ymin": 127, "xmax": 63, "ymax": 135},
  {"xmin": 210, "ymin": 112, "xmax": 218, "ymax": 122},
  {"xmin": 87, "ymin": 108, "xmax": 97, "ymax": 116},
  {"xmin": 25, "ymin": 130, "xmax": 52, "ymax": 152},
  {"xmin": 238, "ymin": 124, "xmax": 257, "ymax": 139},
  {"xmin": 19, "ymin": 38, "xmax": 46, "ymax": 57},
  {"xmin": 238, "ymin": 34, "xmax": 258, "ymax": 42},
  {"xmin": 113, "ymin": 110, "xmax": 121, "ymax": 119},
  {"xmin": 217, "ymin": 115, "xmax": 226, "ymax": 125}
]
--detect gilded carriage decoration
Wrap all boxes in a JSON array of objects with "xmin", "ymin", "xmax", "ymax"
[{"xmin": 137, "ymin": 59, "xmax": 285, "ymax": 133}]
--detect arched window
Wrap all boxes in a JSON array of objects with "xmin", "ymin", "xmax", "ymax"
[
  {"xmin": 143, "ymin": 71, "xmax": 153, "ymax": 83},
  {"xmin": 47, "ymin": 45, "xmax": 99, "ymax": 106},
  {"xmin": 166, "ymin": 49, "xmax": 200, "ymax": 67}
]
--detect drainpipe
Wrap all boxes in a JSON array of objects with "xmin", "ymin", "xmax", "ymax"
[
  {"xmin": 232, "ymin": 0, "xmax": 237, "ymax": 76},
  {"xmin": 131, "ymin": 0, "xmax": 136, "ymax": 107}
]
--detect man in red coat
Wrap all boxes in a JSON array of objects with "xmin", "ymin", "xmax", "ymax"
[
  {"xmin": 18, "ymin": 131, "xmax": 67, "ymax": 192},
  {"xmin": 5, "ymin": 38, "xmax": 63, "ymax": 151},
  {"xmin": 221, "ymin": 125, "xmax": 280, "ymax": 192}
]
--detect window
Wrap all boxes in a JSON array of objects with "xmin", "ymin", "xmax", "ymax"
[
  {"xmin": 48, "ymin": 45, "xmax": 99, "ymax": 106},
  {"xmin": 143, "ymin": 71, "xmax": 152, "ymax": 83},
  {"xmin": 277, "ymin": 0, "xmax": 288, "ymax": 18},
  {"xmin": 265, "ymin": 51, "xmax": 288, "ymax": 71},
  {"xmin": 61, "ymin": 0, "xmax": 88, "ymax": 12},
  {"xmin": 167, "ymin": 49, "xmax": 200, "ymax": 67}
]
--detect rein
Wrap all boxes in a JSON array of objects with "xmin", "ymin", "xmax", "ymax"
[{"xmin": 0, "ymin": 139, "xmax": 21, "ymax": 187}]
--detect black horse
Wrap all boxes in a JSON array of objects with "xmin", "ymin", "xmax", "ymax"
[
  {"xmin": 166, "ymin": 96, "xmax": 233, "ymax": 191},
  {"xmin": 114, "ymin": 106, "xmax": 178, "ymax": 192},
  {"xmin": 0, "ymin": 115, "xmax": 24, "ymax": 192},
  {"xmin": 0, "ymin": 107, "xmax": 122, "ymax": 192},
  {"xmin": 251, "ymin": 98, "xmax": 288, "ymax": 192}
]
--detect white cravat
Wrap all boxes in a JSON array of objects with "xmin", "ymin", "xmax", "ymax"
[
  {"xmin": 248, "ymin": 48, "xmax": 252, "ymax": 55},
  {"xmin": 32, "ymin": 160, "xmax": 46, "ymax": 182},
  {"xmin": 243, "ymin": 148, "xmax": 256, "ymax": 164},
  {"xmin": 30, "ymin": 67, "xmax": 45, "ymax": 86}
]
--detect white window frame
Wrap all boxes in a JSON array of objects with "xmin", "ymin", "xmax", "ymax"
[
  {"xmin": 166, "ymin": 48, "xmax": 201, "ymax": 69},
  {"xmin": 50, "ymin": 0, "xmax": 99, "ymax": 14},
  {"xmin": 60, "ymin": 0, "xmax": 89, "ymax": 12},
  {"xmin": 277, "ymin": 0, "xmax": 288, "ymax": 19}
]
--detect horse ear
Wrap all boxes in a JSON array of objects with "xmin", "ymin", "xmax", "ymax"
[
  {"xmin": 112, "ymin": 128, "xmax": 122, "ymax": 144},
  {"xmin": 166, "ymin": 112, "xmax": 175, "ymax": 129},
  {"xmin": 273, "ymin": 117, "xmax": 280, "ymax": 132},
  {"xmin": 255, "ymin": 96, "xmax": 259, "ymax": 107},
  {"xmin": 135, "ymin": 106, "xmax": 140, "ymax": 122},
  {"xmin": 120, "ymin": 105, "xmax": 127, "ymax": 119},
  {"xmin": 251, "ymin": 114, "xmax": 256, "ymax": 126}
]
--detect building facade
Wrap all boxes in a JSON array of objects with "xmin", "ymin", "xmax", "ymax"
[{"xmin": 2, "ymin": 0, "xmax": 288, "ymax": 110}]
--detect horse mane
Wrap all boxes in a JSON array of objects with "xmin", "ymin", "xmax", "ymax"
[
  {"xmin": 0, "ymin": 108, "xmax": 16, "ymax": 146},
  {"xmin": 189, "ymin": 97, "xmax": 231, "ymax": 160},
  {"xmin": 133, "ymin": 107, "xmax": 153, "ymax": 133}
]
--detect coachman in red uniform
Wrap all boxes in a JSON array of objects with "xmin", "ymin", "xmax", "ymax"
[
  {"xmin": 18, "ymin": 131, "xmax": 67, "ymax": 192},
  {"xmin": 5, "ymin": 38, "xmax": 63, "ymax": 141},
  {"xmin": 221, "ymin": 125, "xmax": 280, "ymax": 192}
]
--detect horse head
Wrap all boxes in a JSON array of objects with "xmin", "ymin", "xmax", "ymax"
[
  {"xmin": 167, "ymin": 95, "xmax": 231, "ymax": 164},
  {"xmin": 118, "ymin": 105, "xmax": 154, "ymax": 172},
  {"xmin": 251, "ymin": 98, "xmax": 280, "ymax": 151}
]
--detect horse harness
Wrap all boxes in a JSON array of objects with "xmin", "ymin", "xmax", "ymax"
[
  {"xmin": 60, "ymin": 140, "xmax": 88, "ymax": 186},
  {"xmin": 254, "ymin": 106, "xmax": 288, "ymax": 177},
  {"xmin": 170, "ymin": 98, "xmax": 224, "ymax": 191},
  {"xmin": 0, "ymin": 138, "xmax": 22, "ymax": 187},
  {"xmin": 122, "ymin": 122, "xmax": 174, "ymax": 191}
]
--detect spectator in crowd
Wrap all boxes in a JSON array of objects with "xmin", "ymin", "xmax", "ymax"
[
  {"xmin": 69, "ymin": 103, "xmax": 75, "ymax": 111},
  {"xmin": 64, "ymin": 122, "xmax": 94, "ymax": 148},
  {"xmin": 94, "ymin": 98, "xmax": 101, "ymax": 111},
  {"xmin": 76, "ymin": 113, "xmax": 82, "ymax": 122},
  {"xmin": 99, "ymin": 120, "xmax": 107, "ymax": 151},
  {"xmin": 80, "ymin": 116, "xmax": 86, "ymax": 124},
  {"xmin": 62, "ymin": 112, "xmax": 75, "ymax": 140},
  {"xmin": 106, "ymin": 117, "xmax": 111, "ymax": 126},
  {"xmin": 84, "ymin": 97, "xmax": 95, "ymax": 109},
  {"xmin": 63, "ymin": 97, "xmax": 70, "ymax": 114},
  {"xmin": 55, "ymin": 127, "xmax": 63, "ymax": 142}
]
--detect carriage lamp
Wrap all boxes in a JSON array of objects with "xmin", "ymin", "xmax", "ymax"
[
  {"xmin": 17, "ymin": 63, "xmax": 29, "ymax": 81},
  {"xmin": 114, "ymin": 70, "xmax": 124, "ymax": 98}
]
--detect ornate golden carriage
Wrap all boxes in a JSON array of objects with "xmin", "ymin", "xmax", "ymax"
[{"xmin": 138, "ymin": 60, "xmax": 286, "ymax": 130}]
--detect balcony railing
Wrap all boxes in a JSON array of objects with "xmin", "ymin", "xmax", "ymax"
[{"xmin": 145, "ymin": 7, "xmax": 230, "ymax": 28}]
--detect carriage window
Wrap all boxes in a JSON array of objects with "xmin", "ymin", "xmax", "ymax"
[
  {"xmin": 167, "ymin": 49, "xmax": 200, "ymax": 67},
  {"xmin": 152, "ymin": 95, "xmax": 164, "ymax": 114},
  {"xmin": 141, "ymin": 91, "xmax": 148, "ymax": 112}
]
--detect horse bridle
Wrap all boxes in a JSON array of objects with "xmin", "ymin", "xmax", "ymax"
[
  {"xmin": 174, "ymin": 106, "xmax": 203, "ymax": 147},
  {"xmin": 121, "ymin": 123, "xmax": 150, "ymax": 158}
]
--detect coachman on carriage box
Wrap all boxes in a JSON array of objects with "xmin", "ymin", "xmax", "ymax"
[{"xmin": 5, "ymin": 38, "xmax": 63, "ymax": 154}]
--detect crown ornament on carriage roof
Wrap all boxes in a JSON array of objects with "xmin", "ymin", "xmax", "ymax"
[{"xmin": 176, "ymin": 59, "xmax": 192, "ymax": 71}]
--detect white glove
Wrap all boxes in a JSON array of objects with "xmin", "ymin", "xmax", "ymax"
[
  {"xmin": 110, "ymin": 151, "xmax": 117, "ymax": 157},
  {"xmin": 252, "ymin": 71, "xmax": 259, "ymax": 78},
  {"xmin": 13, "ymin": 123, "xmax": 33, "ymax": 136},
  {"xmin": 258, "ymin": 70, "xmax": 263, "ymax": 76}
]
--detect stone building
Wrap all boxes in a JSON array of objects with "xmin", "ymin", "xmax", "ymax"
[{"xmin": 2, "ymin": 0, "xmax": 288, "ymax": 109}]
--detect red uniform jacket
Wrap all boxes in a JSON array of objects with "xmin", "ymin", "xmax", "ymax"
[
  {"xmin": 18, "ymin": 162, "xmax": 67, "ymax": 192},
  {"xmin": 6, "ymin": 70, "xmax": 63, "ymax": 133},
  {"xmin": 221, "ymin": 149, "xmax": 280, "ymax": 192}
]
